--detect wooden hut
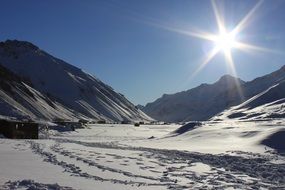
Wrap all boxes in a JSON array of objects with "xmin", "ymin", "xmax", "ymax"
[{"xmin": 0, "ymin": 119, "xmax": 38, "ymax": 139}]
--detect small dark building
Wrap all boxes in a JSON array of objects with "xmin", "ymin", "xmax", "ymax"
[
  {"xmin": 53, "ymin": 121, "xmax": 85, "ymax": 130},
  {"xmin": 97, "ymin": 120, "xmax": 106, "ymax": 124},
  {"xmin": 79, "ymin": 119, "xmax": 89, "ymax": 124},
  {"xmin": 121, "ymin": 120, "xmax": 131, "ymax": 124},
  {"xmin": 0, "ymin": 119, "xmax": 38, "ymax": 139}
]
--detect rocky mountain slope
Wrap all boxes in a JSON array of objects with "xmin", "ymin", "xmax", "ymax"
[{"xmin": 0, "ymin": 40, "xmax": 152, "ymax": 122}]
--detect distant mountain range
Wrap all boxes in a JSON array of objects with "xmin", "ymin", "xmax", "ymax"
[
  {"xmin": 0, "ymin": 40, "xmax": 152, "ymax": 122},
  {"xmin": 142, "ymin": 65, "xmax": 285, "ymax": 122}
]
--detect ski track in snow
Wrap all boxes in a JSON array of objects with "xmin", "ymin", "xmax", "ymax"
[
  {"xmin": 2, "ymin": 179, "xmax": 75, "ymax": 190},
  {"xmin": 20, "ymin": 138, "xmax": 285, "ymax": 190}
]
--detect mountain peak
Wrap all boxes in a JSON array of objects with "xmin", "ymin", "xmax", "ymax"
[
  {"xmin": 136, "ymin": 104, "xmax": 145, "ymax": 110},
  {"xmin": 219, "ymin": 74, "xmax": 236, "ymax": 81},
  {"xmin": 0, "ymin": 40, "xmax": 40, "ymax": 58},
  {"xmin": 216, "ymin": 74, "xmax": 244, "ymax": 86},
  {"xmin": 0, "ymin": 40, "xmax": 39, "ymax": 50},
  {"xmin": 0, "ymin": 40, "xmax": 41, "ymax": 59}
]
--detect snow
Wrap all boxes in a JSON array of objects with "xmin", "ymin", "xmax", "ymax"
[
  {"xmin": 1, "ymin": 122, "xmax": 284, "ymax": 189},
  {"xmin": 187, "ymin": 162, "xmax": 212, "ymax": 176},
  {"xmin": 0, "ymin": 139, "xmax": 160, "ymax": 190}
]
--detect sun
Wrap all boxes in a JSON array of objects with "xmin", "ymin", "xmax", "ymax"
[{"xmin": 214, "ymin": 31, "xmax": 237, "ymax": 52}]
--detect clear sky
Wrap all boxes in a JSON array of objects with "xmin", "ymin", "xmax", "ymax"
[{"xmin": 1, "ymin": 0, "xmax": 285, "ymax": 105}]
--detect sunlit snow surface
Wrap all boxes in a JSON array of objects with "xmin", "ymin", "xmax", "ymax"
[{"xmin": 0, "ymin": 122, "xmax": 284, "ymax": 189}]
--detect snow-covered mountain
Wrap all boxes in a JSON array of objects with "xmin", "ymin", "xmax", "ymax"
[
  {"xmin": 143, "ymin": 65, "xmax": 285, "ymax": 122},
  {"xmin": 0, "ymin": 40, "xmax": 152, "ymax": 122},
  {"xmin": 212, "ymin": 80, "xmax": 285, "ymax": 121},
  {"xmin": 143, "ymin": 75, "xmax": 245, "ymax": 122}
]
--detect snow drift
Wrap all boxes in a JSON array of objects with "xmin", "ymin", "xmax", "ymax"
[{"xmin": 261, "ymin": 129, "xmax": 285, "ymax": 153}]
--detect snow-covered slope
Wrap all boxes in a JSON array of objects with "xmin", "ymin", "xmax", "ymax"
[
  {"xmin": 213, "ymin": 80, "xmax": 285, "ymax": 121},
  {"xmin": 143, "ymin": 75, "xmax": 245, "ymax": 122},
  {"xmin": 143, "ymin": 65, "xmax": 285, "ymax": 122},
  {"xmin": 0, "ymin": 40, "xmax": 152, "ymax": 122},
  {"xmin": 0, "ymin": 64, "xmax": 78, "ymax": 121}
]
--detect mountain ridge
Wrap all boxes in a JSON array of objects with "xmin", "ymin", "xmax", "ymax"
[
  {"xmin": 143, "ymin": 65, "xmax": 285, "ymax": 122},
  {"xmin": 143, "ymin": 74, "xmax": 245, "ymax": 122}
]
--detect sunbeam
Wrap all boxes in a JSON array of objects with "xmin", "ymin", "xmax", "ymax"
[
  {"xmin": 224, "ymin": 49, "xmax": 245, "ymax": 101},
  {"xmin": 231, "ymin": 0, "xmax": 264, "ymax": 35},
  {"xmin": 211, "ymin": 0, "xmax": 225, "ymax": 34},
  {"xmin": 234, "ymin": 42, "xmax": 283, "ymax": 54},
  {"xmin": 145, "ymin": 21, "xmax": 217, "ymax": 42},
  {"xmin": 191, "ymin": 47, "xmax": 221, "ymax": 79}
]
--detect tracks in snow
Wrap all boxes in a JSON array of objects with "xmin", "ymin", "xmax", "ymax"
[
  {"xmin": 27, "ymin": 140, "xmax": 178, "ymax": 189},
  {"xmin": 1, "ymin": 180, "xmax": 75, "ymax": 190},
  {"xmin": 27, "ymin": 138, "xmax": 285, "ymax": 189}
]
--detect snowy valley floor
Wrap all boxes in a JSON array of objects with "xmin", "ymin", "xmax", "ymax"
[{"xmin": 0, "ymin": 122, "xmax": 285, "ymax": 190}]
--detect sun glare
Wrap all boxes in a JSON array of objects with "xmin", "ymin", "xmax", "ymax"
[
  {"xmin": 148, "ymin": 0, "xmax": 280, "ymax": 84},
  {"xmin": 214, "ymin": 31, "xmax": 236, "ymax": 52},
  {"xmin": 175, "ymin": 0, "xmax": 272, "ymax": 80}
]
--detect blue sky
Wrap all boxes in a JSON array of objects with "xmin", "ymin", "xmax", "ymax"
[{"xmin": 1, "ymin": 0, "xmax": 285, "ymax": 105}]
